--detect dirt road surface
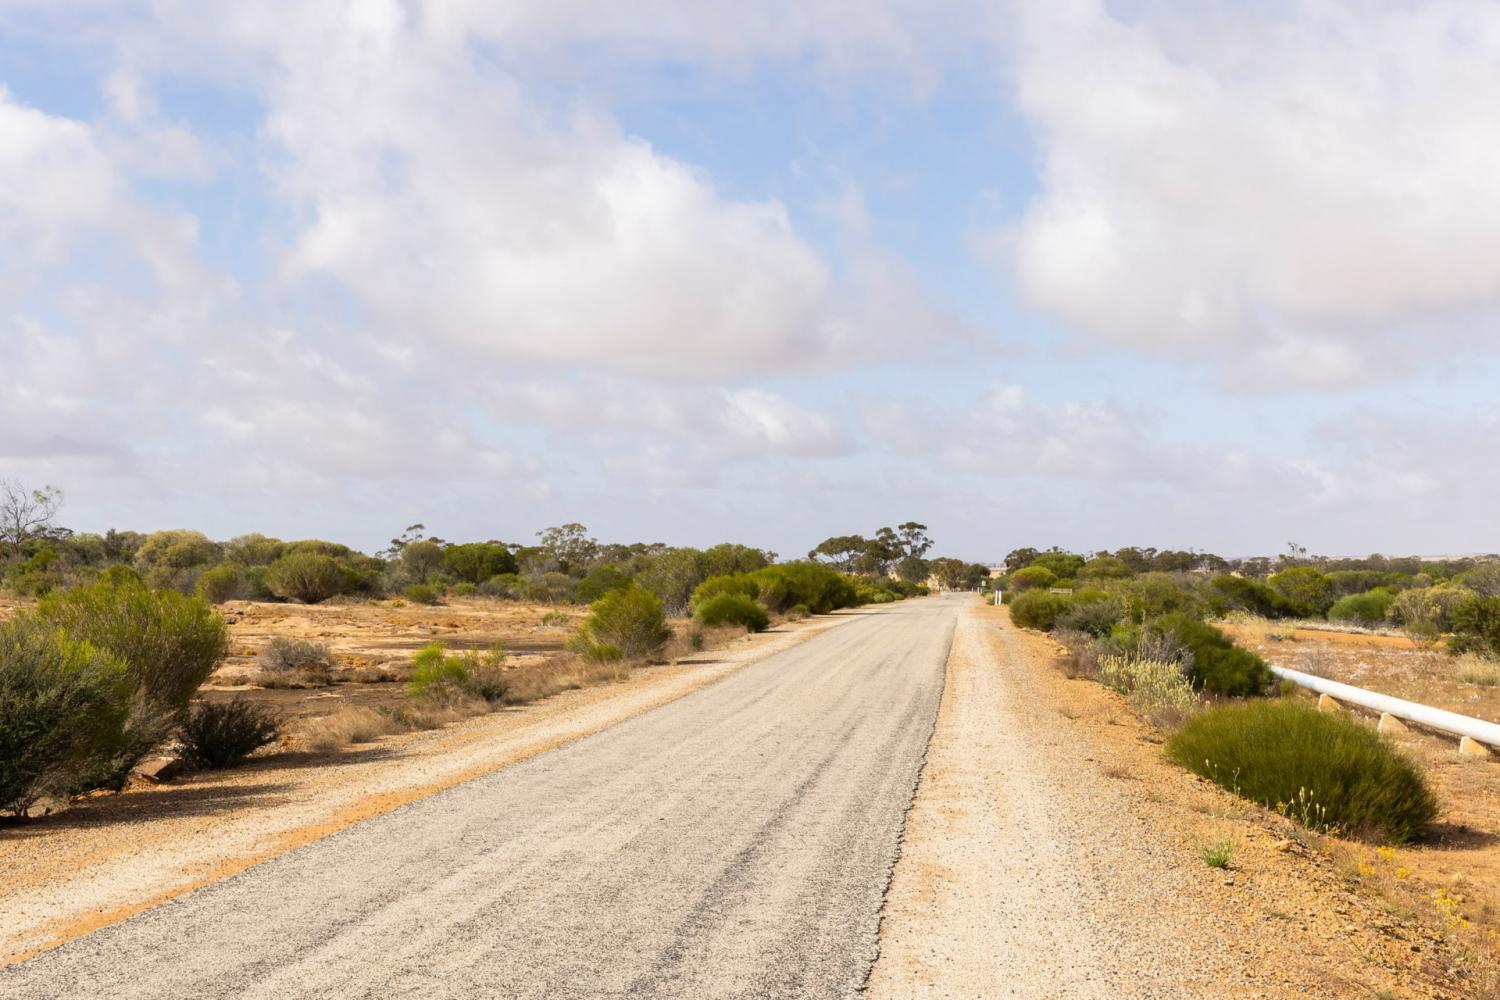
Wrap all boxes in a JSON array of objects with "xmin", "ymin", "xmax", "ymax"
[{"xmin": 0, "ymin": 597, "xmax": 957, "ymax": 999}]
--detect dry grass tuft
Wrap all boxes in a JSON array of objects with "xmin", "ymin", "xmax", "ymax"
[
  {"xmin": 1456, "ymin": 653, "xmax": 1500, "ymax": 687},
  {"xmin": 299, "ymin": 707, "xmax": 399, "ymax": 752}
]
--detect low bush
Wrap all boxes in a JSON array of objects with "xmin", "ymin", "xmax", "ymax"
[
  {"xmin": 406, "ymin": 642, "xmax": 508, "ymax": 703},
  {"xmin": 1166, "ymin": 700, "xmax": 1438, "ymax": 844},
  {"xmin": 479, "ymin": 573, "xmax": 522, "ymax": 599},
  {"xmin": 1450, "ymin": 595, "xmax": 1500, "ymax": 658},
  {"xmin": 1008, "ymin": 590, "xmax": 1072, "ymax": 631},
  {"xmin": 690, "ymin": 574, "xmax": 758, "ymax": 614},
  {"xmin": 1055, "ymin": 596, "xmax": 1125, "ymax": 637},
  {"xmin": 195, "ymin": 564, "xmax": 244, "ymax": 604},
  {"xmin": 1209, "ymin": 575, "xmax": 1291, "ymax": 618},
  {"xmin": 1389, "ymin": 585, "xmax": 1470, "ymax": 642},
  {"xmin": 1152, "ymin": 613, "xmax": 1271, "ymax": 696},
  {"xmin": 745, "ymin": 563, "xmax": 859, "ymax": 615},
  {"xmin": 1327, "ymin": 588, "xmax": 1395, "ymax": 628},
  {"xmin": 259, "ymin": 636, "xmax": 334, "ymax": 673},
  {"xmin": 575, "ymin": 565, "xmax": 632, "ymax": 603},
  {"xmin": 695, "ymin": 592, "xmax": 770, "ymax": 632},
  {"xmin": 1268, "ymin": 566, "xmax": 1335, "ymax": 618},
  {"xmin": 402, "ymin": 583, "xmax": 443, "ymax": 605},
  {"xmin": 1120, "ymin": 573, "xmax": 1204, "ymax": 621},
  {"xmin": 264, "ymin": 552, "xmax": 346, "ymax": 604},
  {"xmin": 0, "ymin": 622, "xmax": 129, "ymax": 817},
  {"xmin": 36, "ymin": 574, "xmax": 227, "ymax": 789},
  {"xmin": 1097, "ymin": 655, "xmax": 1199, "ymax": 727},
  {"xmin": 451, "ymin": 582, "xmax": 477, "ymax": 597},
  {"xmin": 407, "ymin": 643, "xmax": 469, "ymax": 699},
  {"xmin": 572, "ymin": 584, "xmax": 671, "ymax": 660},
  {"xmin": 179, "ymin": 698, "xmax": 281, "ymax": 769}
]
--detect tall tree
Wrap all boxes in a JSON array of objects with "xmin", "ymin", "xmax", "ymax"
[{"xmin": 0, "ymin": 481, "xmax": 66, "ymax": 558}]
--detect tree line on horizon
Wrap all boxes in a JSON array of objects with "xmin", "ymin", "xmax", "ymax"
[{"xmin": 0, "ymin": 481, "xmax": 989, "ymax": 613}]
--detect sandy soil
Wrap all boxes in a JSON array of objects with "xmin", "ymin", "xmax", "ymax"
[
  {"xmin": 870, "ymin": 604, "xmax": 1477, "ymax": 998},
  {"xmin": 0, "ymin": 610, "xmax": 853, "ymax": 967}
]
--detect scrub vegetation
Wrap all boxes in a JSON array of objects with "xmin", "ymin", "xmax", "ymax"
[
  {"xmin": 0, "ymin": 481, "xmax": 961, "ymax": 819},
  {"xmin": 1000, "ymin": 542, "xmax": 1474, "ymax": 845}
]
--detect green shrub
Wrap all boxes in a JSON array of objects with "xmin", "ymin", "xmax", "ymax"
[
  {"xmin": 1389, "ymin": 585, "xmax": 1469, "ymax": 643},
  {"xmin": 689, "ymin": 574, "xmax": 758, "ymax": 614},
  {"xmin": 695, "ymin": 593, "xmax": 770, "ymax": 632},
  {"xmin": 264, "ymin": 552, "xmax": 346, "ymax": 604},
  {"xmin": 407, "ymin": 643, "xmax": 469, "ymax": 698},
  {"xmin": 195, "ymin": 563, "xmax": 244, "ymax": 604},
  {"xmin": 1268, "ymin": 566, "xmax": 1335, "ymax": 618},
  {"xmin": 1209, "ymin": 575, "xmax": 1291, "ymax": 618},
  {"xmin": 0, "ymin": 622, "xmax": 129, "ymax": 816},
  {"xmin": 1152, "ymin": 613, "xmax": 1271, "ymax": 696},
  {"xmin": 1007, "ymin": 565, "xmax": 1056, "ymax": 592},
  {"xmin": 1055, "ymin": 597, "xmax": 1125, "ymax": 637},
  {"xmin": 1327, "ymin": 588, "xmax": 1395, "ymax": 628},
  {"xmin": 179, "ymin": 698, "xmax": 281, "ymax": 769},
  {"xmin": 1166, "ymin": 700, "xmax": 1438, "ymax": 844},
  {"xmin": 441, "ymin": 542, "xmax": 519, "ymax": 584},
  {"xmin": 575, "ymin": 565, "xmax": 632, "ymax": 603},
  {"xmin": 1450, "ymin": 595, "xmax": 1500, "ymax": 658},
  {"xmin": 405, "ymin": 642, "xmax": 507, "ymax": 702},
  {"xmin": 479, "ymin": 573, "xmax": 522, "ymax": 599},
  {"xmin": 572, "ymin": 584, "xmax": 671, "ymax": 660},
  {"xmin": 1120, "ymin": 573, "xmax": 1203, "ymax": 621},
  {"xmin": 403, "ymin": 583, "xmax": 443, "ymax": 605},
  {"xmin": 3, "ymin": 547, "xmax": 65, "ymax": 596},
  {"xmin": 36, "ymin": 575, "xmax": 228, "ymax": 788},
  {"xmin": 1008, "ymin": 590, "xmax": 1073, "ymax": 631},
  {"xmin": 132, "ymin": 530, "xmax": 222, "ymax": 591},
  {"xmin": 259, "ymin": 636, "xmax": 333, "ymax": 673},
  {"xmin": 746, "ymin": 563, "xmax": 859, "ymax": 614}
]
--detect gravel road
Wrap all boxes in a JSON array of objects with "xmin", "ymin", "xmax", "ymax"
[{"xmin": 1, "ymin": 596, "xmax": 958, "ymax": 1000}]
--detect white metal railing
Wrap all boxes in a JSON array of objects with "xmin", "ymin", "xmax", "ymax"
[{"xmin": 1271, "ymin": 665, "xmax": 1500, "ymax": 748}]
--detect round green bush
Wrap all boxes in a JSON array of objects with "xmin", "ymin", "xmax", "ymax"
[
  {"xmin": 695, "ymin": 593, "xmax": 770, "ymax": 632},
  {"xmin": 195, "ymin": 564, "xmax": 244, "ymax": 604},
  {"xmin": 403, "ymin": 583, "xmax": 443, "ymax": 605},
  {"xmin": 1166, "ymin": 700, "xmax": 1438, "ymax": 844},
  {"xmin": 264, "ymin": 552, "xmax": 346, "ymax": 604},
  {"xmin": 575, "ymin": 583, "xmax": 671, "ymax": 659},
  {"xmin": 1328, "ymin": 588, "xmax": 1395, "ymax": 627},
  {"xmin": 1008, "ymin": 590, "xmax": 1072, "ymax": 631},
  {"xmin": 1007, "ymin": 565, "xmax": 1056, "ymax": 592},
  {"xmin": 689, "ymin": 574, "xmax": 758, "ymax": 614}
]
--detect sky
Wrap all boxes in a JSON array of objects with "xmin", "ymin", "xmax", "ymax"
[{"xmin": 2, "ymin": 0, "xmax": 1498, "ymax": 562}]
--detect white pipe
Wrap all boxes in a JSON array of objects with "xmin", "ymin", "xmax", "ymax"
[{"xmin": 1271, "ymin": 665, "xmax": 1500, "ymax": 748}]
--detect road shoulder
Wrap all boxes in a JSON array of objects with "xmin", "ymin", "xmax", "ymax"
[{"xmin": 867, "ymin": 603, "xmax": 1450, "ymax": 999}]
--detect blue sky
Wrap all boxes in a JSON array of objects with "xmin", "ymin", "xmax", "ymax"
[{"xmin": 2, "ymin": 1, "xmax": 1498, "ymax": 561}]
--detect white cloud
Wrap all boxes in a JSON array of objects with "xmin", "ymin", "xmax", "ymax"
[{"xmin": 1003, "ymin": 0, "xmax": 1500, "ymax": 384}]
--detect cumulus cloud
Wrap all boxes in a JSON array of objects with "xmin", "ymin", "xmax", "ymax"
[{"xmin": 1002, "ymin": 0, "xmax": 1500, "ymax": 385}]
